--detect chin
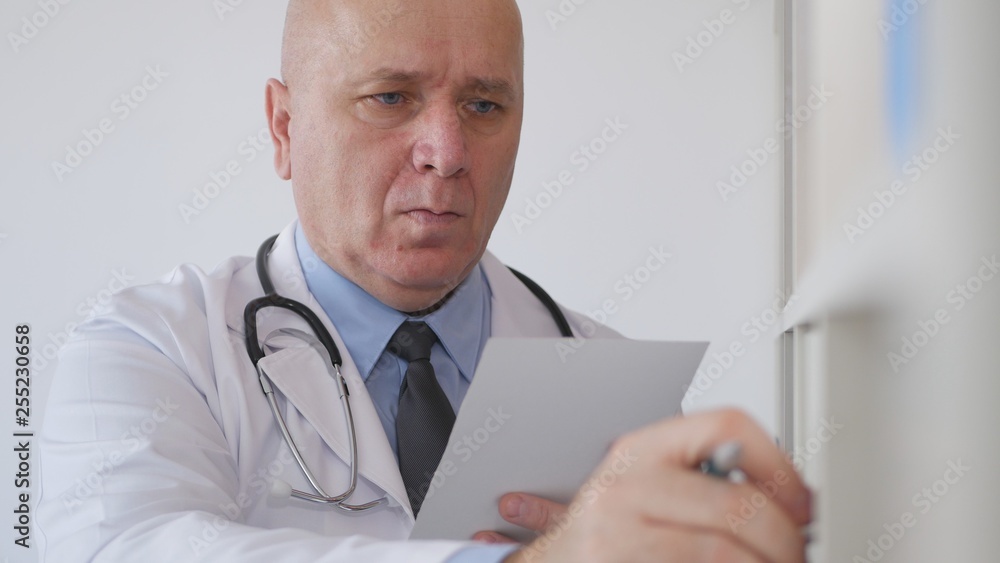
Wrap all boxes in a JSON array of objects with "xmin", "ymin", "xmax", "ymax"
[{"xmin": 387, "ymin": 247, "xmax": 478, "ymax": 291}]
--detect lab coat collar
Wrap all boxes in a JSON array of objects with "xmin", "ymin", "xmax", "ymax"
[{"xmin": 480, "ymin": 252, "xmax": 571, "ymax": 339}]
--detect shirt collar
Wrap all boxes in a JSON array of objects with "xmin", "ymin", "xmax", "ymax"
[{"xmin": 294, "ymin": 223, "xmax": 489, "ymax": 382}]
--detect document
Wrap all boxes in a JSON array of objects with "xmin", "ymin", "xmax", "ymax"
[{"xmin": 410, "ymin": 337, "xmax": 708, "ymax": 543}]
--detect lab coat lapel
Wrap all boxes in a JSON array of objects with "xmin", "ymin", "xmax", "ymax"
[
  {"xmin": 480, "ymin": 251, "xmax": 622, "ymax": 340},
  {"xmin": 226, "ymin": 224, "xmax": 412, "ymax": 515},
  {"xmin": 480, "ymin": 252, "xmax": 568, "ymax": 339}
]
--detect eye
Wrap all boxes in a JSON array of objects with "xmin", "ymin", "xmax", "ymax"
[
  {"xmin": 372, "ymin": 92, "xmax": 404, "ymax": 106},
  {"xmin": 468, "ymin": 100, "xmax": 499, "ymax": 115}
]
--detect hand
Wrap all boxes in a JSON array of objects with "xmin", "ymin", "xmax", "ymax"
[
  {"xmin": 471, "ymin": 495, "xmax": 569, "ymax": 545},
  {"xmin": 474, "ymin": 408, "xmax": 812, "ymax": 562}
]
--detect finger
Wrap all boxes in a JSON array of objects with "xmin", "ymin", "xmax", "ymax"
[
  {"xmin": 620, "ymin": 466, "xmax": 806, "ymax": 563},
  {"xmin": 471, "ymin": 531, "xmax": 520, "ymax": 544},
  {"xmin": 498, "ymin": 492, "xmax": 568, "ymax": 532},
  {"xmin": 622, "ymin": 408, "xmax": 812, "ymax": 525}
]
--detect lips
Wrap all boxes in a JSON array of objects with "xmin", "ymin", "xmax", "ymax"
[{"xmin": 405, "ymin": 208, "xmax": 461, "ymax": 225}]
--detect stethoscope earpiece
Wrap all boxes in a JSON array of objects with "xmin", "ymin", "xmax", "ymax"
[{"xmin": 270, "ymin": 478, "xmax": 293, "ymax": 500}]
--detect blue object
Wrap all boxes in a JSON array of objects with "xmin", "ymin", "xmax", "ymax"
[
  {"xmin": 448, "ymin": 544, "xmax": 520, "ymax": 563},
  {"xmin": 885, "ymin": 0, "xmax": 923, "ymax": 163}
]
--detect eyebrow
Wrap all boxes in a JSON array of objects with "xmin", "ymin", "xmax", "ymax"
[
  {"xmin": 361, "ymin": 68, "xmax": 427, "ymax": 85},
  {"xmin": 469, "ymin": 77, "xmax": 517, "ymax": 100},
  {"xmin": 353, "ymin": 68, "xmax": 518, "ymax": 99}
]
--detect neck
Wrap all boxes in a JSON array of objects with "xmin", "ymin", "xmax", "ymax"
[{"xmin": 398, "ymin": 287, "xmax": 458, "ymax": 317}]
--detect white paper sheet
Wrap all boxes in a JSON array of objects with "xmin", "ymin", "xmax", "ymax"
[{"xmin": 410, "ymin": 337, "xmax": 708, "ymax": 543}]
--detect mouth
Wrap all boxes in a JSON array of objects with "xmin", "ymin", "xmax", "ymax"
[{"xmin": 404, "ymin": 208, "xmax": 462, "ymax": 225}]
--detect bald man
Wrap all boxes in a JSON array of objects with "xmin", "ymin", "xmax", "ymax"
[{"xmin": 38, "ymin": 1, "xmax": 811, "ymax": 562}]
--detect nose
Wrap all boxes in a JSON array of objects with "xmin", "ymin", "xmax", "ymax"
[{"xmin": 411, "ymin": 103, "xmax": 470, "ymax": 178}]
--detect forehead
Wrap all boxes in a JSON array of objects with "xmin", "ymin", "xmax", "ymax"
[{"xmin": 326, "ymin": 2, "xmax": 523, "ymax": 89}]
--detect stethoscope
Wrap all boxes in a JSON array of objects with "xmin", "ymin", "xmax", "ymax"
[{"xmin": 243, "ymin": 234, "xmax": 573, "ymax": 512}]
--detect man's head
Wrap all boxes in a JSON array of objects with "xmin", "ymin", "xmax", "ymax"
[{"xmin": 266, "ymin": 0, "xmax": 524, "ymax": 312}]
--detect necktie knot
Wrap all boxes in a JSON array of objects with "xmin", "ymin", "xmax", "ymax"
[{"xmin": 389, "ymin": 321, "xmax": 438, "ymax": 363}]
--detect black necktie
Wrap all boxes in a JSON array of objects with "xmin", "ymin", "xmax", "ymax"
[{"xmin": 390, "ymin": 321, "xmax": 455, "ymax": 516}]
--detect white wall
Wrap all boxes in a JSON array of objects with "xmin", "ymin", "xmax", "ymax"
[
  {"xmin": 0, "ymin": 1, "xmax": 782, "ymax": 560},
  {"xmin": 787, "ymin": 1, "xmax": 1000, "ymax": 561}
]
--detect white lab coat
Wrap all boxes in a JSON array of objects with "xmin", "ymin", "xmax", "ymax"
[{"xmin": 38, "ymin": 223, "xmax": 617, "ymax": 562}]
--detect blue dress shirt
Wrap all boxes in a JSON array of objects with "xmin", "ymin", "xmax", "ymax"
[{"xmin": 295, "ymin": 225, "xmax": 517, "ymax": 563}]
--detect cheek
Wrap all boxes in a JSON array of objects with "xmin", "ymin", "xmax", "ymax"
[
  {"xmin": 294, "ymin": 126, "xmax": 393, "ymax": 207},
  {"xmin": 484, "ymin": 178, "xmax": 512, "ymax": 218},
  {"xmin": 476, "ymin": 144, "xmax": 518, "ymax": 215}
]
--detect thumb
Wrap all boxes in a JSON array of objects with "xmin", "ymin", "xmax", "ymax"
[
  {"xmin": 499, "ymin": 493, "xmax": 568, "ymax": 532},
  {"xmin": 471, "ymin": 531, "xmax": 520, "ymax": 544}
]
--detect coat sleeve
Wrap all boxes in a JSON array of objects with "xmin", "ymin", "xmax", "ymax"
[{"xmin": 36, "ymin": 270, "xmax": 482, "ymax": 563}]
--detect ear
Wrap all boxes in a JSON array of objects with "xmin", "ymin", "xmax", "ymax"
[{"xmin": 265, "ymin": 78, "xmax": 292, "ymax": 180}]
